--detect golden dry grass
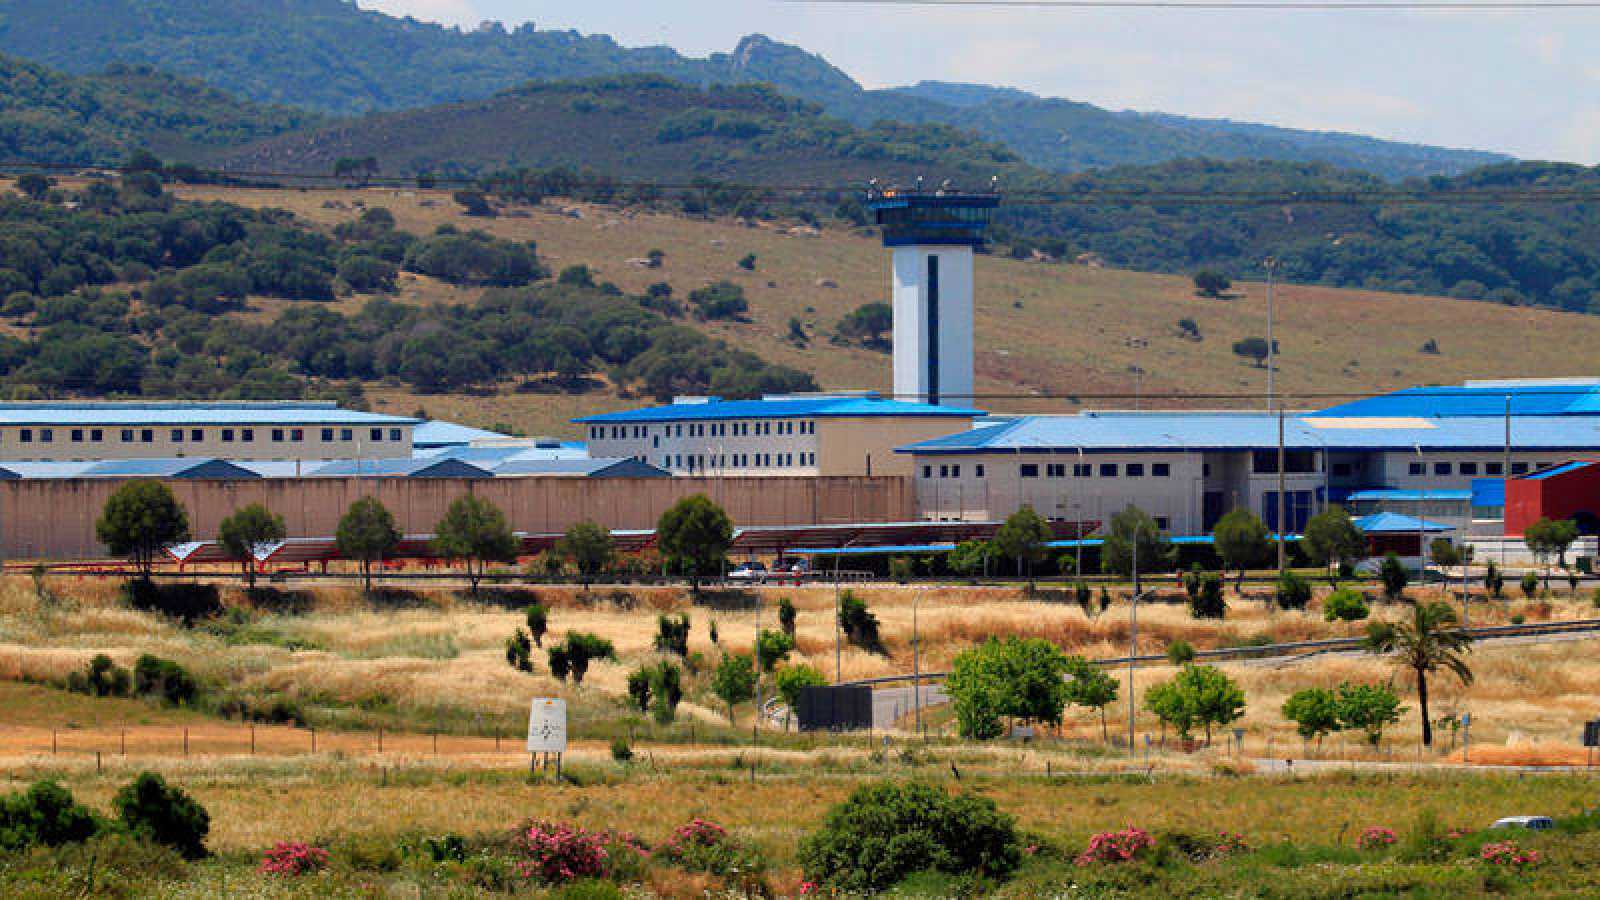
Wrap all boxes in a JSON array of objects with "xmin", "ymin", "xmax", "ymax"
[{"xmin": 165, "ymin": 182, "xmax": 1600, "ymax": 436}]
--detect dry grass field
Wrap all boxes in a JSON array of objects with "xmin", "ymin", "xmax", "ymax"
[{"xmin": 171, "ymin": 183, "xmax": 1600, "ymax": 437}]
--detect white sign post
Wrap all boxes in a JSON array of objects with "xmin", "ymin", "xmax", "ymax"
[{"xmin": 527, "ymin": 698, "xmax": 568, "ymax": 776}]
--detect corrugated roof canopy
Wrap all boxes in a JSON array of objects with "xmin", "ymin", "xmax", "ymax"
[
  {"xmin": 576, "ymin": 395, "xmax": 983, "ymax": 424},
  {"xmin": 0, "ymin": 401, "xmax": 416, "ymax": 426}
]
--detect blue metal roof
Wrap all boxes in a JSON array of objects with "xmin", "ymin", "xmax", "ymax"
[
  {"xmin": 1355, "ymin": 512, "xmax": 1454, "ymax": 533},
  {"xmin": 1310, "ymin": 383, "xmax": 1600, "ymax": 418},
  {"xmin": 1522, "ymin": 460, "xmax": 1596, "ymax": 480},
  {"xmin": 310, "ymin": 458, "xmax": 494, "ymax": 478},
  {"xmin": 575, "ymin": 395, "xmax": 982, "ymax": 424},
  {"xmin": 1348, "ymin": 489, "xmax": 1472, "ymax": 502},
  {"xmin": 491, "ymin": 458, "xmax": 670, "ymax": 478},
  {"xmin": 0, "ymin": 402, "xmax": 416, "ymax": 427},
  {"xmin": 900, "ymin": 411, "xmax": 1600, "ymax": 454},
  {"xmin": 412, "ymin": 420, "xmax": 510, "ymax": 447}
]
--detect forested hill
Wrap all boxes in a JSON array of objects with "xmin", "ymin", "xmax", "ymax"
[
  {"xmin": 0, "ymin": 52, "xmax": 319, "ymax": 165},
  {"xmin": 0, "ymin": 0, "xmax": 1504, "ymax": 179}
]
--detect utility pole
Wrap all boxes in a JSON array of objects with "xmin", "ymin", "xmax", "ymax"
[
  {"xmin": 912, "ymin": 592, "xmax": 922, "ymax": 736},
  {"xmin": 1127, "ymin": 530, "xmax": 1139, "ymax": 756},
  {"xmin": 1277, "ymin": 406, "xmax": 1287, "ymax": 577},
  {"xmin": 1264, "ymin": 258, "xmax": 1277, "ymax": 414}
]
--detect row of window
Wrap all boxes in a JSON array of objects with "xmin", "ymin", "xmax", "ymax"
[
  {"xmin": 594, "ymin": 420, "xmax": 816, "ymax": 441},
  {"xmin": 666, "ymin": 451, "xmax": 816, "ymax": 470},
  {"xmin": 12, "ymin": 426, "xmax": 404, "ymax": 446},
  {"xmin": 1023, "ymin": 462, "xmax": 1171, "ymax": 479},
  {"xmin": 1405, "ymin": 460, "xmax": 1534, "ymax": 477}
]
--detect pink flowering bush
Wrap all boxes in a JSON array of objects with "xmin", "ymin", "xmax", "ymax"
[
  {"xmin": 259, "ymin": 841, "xmax": 330, "ymax": 877},
  {"xmin": 1076, "ymin": 827, "xmax": 1156, "ymax": 866},
  {"xmin": 1481, "ymin": 840, "xmax": 1542, "ymax": 869},
  {"xmin": 1357, "ymin": 826, "xmax": 1397, "ymax": 851},
  {"xmin": 1213, "ymin": 831, "xmax": 1249, "ymax": 856},
  {"xmin": 510, "ymin": 821, "xmax": 610, "ymax": 883},
  {"xmin": 657, "ymin": 817, "xmax": 766, "ymax": 878}
]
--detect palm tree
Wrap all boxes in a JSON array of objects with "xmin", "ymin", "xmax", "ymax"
[{"xmin": 1364, "ymin": 601, "xmax": 1474, "ymax": 747}]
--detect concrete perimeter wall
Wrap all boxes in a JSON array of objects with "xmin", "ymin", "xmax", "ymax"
[{"xmin": 0, "ymin": 476, "xmax": 914, "ymax": 560}]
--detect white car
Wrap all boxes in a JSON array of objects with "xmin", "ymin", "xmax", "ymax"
[
  {"xmin": 1490, "ymin": 816, "xmax": 1554, "ymax": 831},
  {"xmin": 728, "ymin": 562, "xmax": 768, "ymax": 583}
]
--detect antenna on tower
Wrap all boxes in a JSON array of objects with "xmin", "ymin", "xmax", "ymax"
[
  {"xmin": 915, "ymin": 175, "xmax": 924, "ymax": 192},
  {"xmin": 990, "ymin": 174, "xmax": 1000, "ymax": 194}
]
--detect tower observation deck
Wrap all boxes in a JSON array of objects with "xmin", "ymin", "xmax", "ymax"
[{"xmin": 867, "ymin": 189, "xmax": 999, "ymax": 406}]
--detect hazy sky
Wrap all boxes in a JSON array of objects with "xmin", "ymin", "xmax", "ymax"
[{"xmin": 363, "ymin": 0, "xmax": 1600, "ymax": 162}]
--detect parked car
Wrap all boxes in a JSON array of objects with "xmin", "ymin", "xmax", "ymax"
[
  {"xmin": 728, "ymin": 561, "xmax": 768, "ymax": 583},
  {"xmin": 1490, "ymin": 816, "xmax": 1554, "ymax": 831}
]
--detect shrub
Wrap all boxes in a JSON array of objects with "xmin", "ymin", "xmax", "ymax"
[
  {"xmin": 65, "ymin": 654, "xmax": 131, "ymax": 697},
  {"xmin": 526, "ymin": 603, "xmax": 549, "ymax": 646},
  {"xmin": 0, "ymin": 781, "xmax": 100, "ymax": 851},
  {"xmin": 506, "ymin": 629, "xmax": 534, "ymax": 672},
  {"xmin": 1274, "ymin": 571, "xmax": 1311, "ymax": 610},
  {"xmin": 1075, "ymin": 827, "xmax": 1155, "ymax": 866},
  {"xmin": 653, "ymin": 613, "xmax": 690, "ymax": 656},
  {"xmin": 1189, "ymin": 572, "xmax": 1226, "ymax": 619},
  {"xmin": 1481, "ymin": 840, "xmax": 1541, "ymax": 869},
  {"xmin": 1165, "ymin": 639, "xmax": 1196, "ymax": 666},
  {"xmin": 114, "ymin": 772, "xmax": 210, "ymax": 859},
  {"xmin": 259, "ymin": 841, "xmax": 330, "ymax": 877},
  {"xmin": 1322, "ymin": 588, "xmax": 1370, "ymax": 622},
  {"xmin": 755, "ymin": 628, "xmax": 794, "ymax": 672},
  {"xmin": 121, "ymin": 580, "xmax": 221, "ymax": 624},
  {"xmin": 610, "ymin": 738, "xmax": 633, "ymax": 763},
  {"xmin": 777, "ymin": 597, "xmax": 797, "ymax": 637},
  {"xmin": 1357, "ymin": 826, "xmax": 1397, "ymax": 851},
  {"xmin": 798, "ymin": 782, "xmax": 1021, "ymax": 892},
  {"xmin": 837, "ymin": 590, "xmax": 882, "ymax": 653},
  {"xmin": 132, "ymin": 655, "xmax": 198, "ymax": 706},
  {"xmin": 657, "ymin": 818, "xmax": 766, "ymax": 877},
  {"xmin": 510, "ymin": 821, "xmax": 610, "ymax": 883},
  {"xmin": 1521, "ymin": 571, "xmax": 1540, "ymax": 599}
]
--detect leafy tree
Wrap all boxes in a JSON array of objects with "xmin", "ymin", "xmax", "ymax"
[
  {"xmin": 15, "ymin": 173, "xmax": 53, "ymax": 201},
  {"xmin": 836, "ymin": 302, "xmax": 892, "ymax": 349},
  {"xmin": 452, "ymin": 190, "xmax": 495, "ymax": 217},
  {"xmin": 1322, "ymin": 588, "xmax": 1370, "ymax": 622},
  {"xmin": 654, "ymin": 612, "xmax": 691, "ymax": 656},
  {"xmin": 688, "ymin": 280, "xmax": 748, "ymax": 320},
  {"xmin": 948, "ymin": 539, "xmax": 992, "ymax": 577},
  {"xmin": 1192, "ymin": 270, "xmax": 1231, "ymax": 298},
  {"xmin": 114, "ymin": 772, "xmax": 209, "ymax": 859},
  {"xmin": 525, "ymin": 603, "xmax": 549, "ymax": 647},
  {"xmin": 837, "ymin": 590, "xmax": 882, "ymax": 653},
  {"xmin": 647, "ymin": 660, "xmax": 684, "ymax": 724},
  {"xmin": 945, "ymin": 637, "xmax": 1072, "ymax": 739},
  {"xmin": 1232, "ymin": 336, "xmax": 1271, "ymax": 367},
  {"xmin": 1062, "ymin": 656, "xmax": 1119, "ymax": 742},
  {"xmin": 558, "ymin": 632, "xmax": 616, "ymax": 685},
  {"xmin": 1303, "ymin": 507, "xmax": 1366, "ymax": 579},
  {"xmin": 547, "ymin": 643, "xmax": 570, "ymax": 681},
  {"xmin": 738, "ymin": 253, "xmax": 757, "ymax": 271},
  {"xmin": 1282, "ymin": 687, "xmax": 1341, "ymax": 749},
  {"xmin": 1213, "ymin": 508, "xmax": 1270, "ymax": 587},
  {"xmin": 0, "ymin": 780, "xmax": 100, "ymax": 849},
  {"xmin": 336, "ymin": 497, "xmax": 400, "ymax": 595},
  {"xmin": 657, "ymin": 495, "xmax": 733, "ymax": 593},
  {"xmin": 1521, "ymin": 570, "xmax": 1540, "ymax": 599},
  {"xmin": 1189, "ymin": 572, "xmax": 1226, "ymax": 619},
  {"xmin": 888, "ymin": 555, "xmax": 915, "ymax": 583},
  {"xmin": 557, "ymin": 520, "xmax": 614, "ymax": 589},
  {"xmin": 216, "ymin": 503, "xmax": 285, "ymax": 588},
  {"xmin": 1165, "ymin": 639, "xmax": 1196, "ymax": 666},
  {"xmin": 775, "ymin": 664, "xmax": 828, "ymax": 728},
  {"xmin": 1144, "ymin": 664, "xmax": 1246, "ymax": 743},
  {"xmin": 505, "ymin": 628, "xmax": 533, "ymax": 672},
  {"xmin": 1100, "ymin": 505, "xmax": 1173, "ymax": 587},
  {"xmin": 777, "ymin": 597, "xmax": 797, "ymax": 638},
  {"xmin": 1484, "ymin": 561, "xmax": 1505, "ymax": 599},
  {"xmin": 1335, "ymin": 682, "xmax": 1404, "ymax": 747},
  {"xmin": 711, "ymin": 652, "xmax": 757, "ymax": 722},
  {"xmin": 1379, "ymin": 552, "xmax": 1409, "ymax": 601},
  {"xmin": 755, "ymin": 628, "xmax": 795, "ymax": 673},
  {"xmin": 626, "ymin": 667, "xmax": 653, "ymax": 712},
  {"xmin": 432, "ymin": 495, "xmax": 519, "ymax": 594},
  {"xmin": 1364, "ymin": 601, "xmax": 1473, "ymax": 747},
  {"xmin": 96, "ymin": 481, "xmax": 190, "ymax": 578},
  {"xmin": 1524, "ymin": 517, "xmax": 1579, "ymax": 589},
  {"xmin": 1275, "ymin": 571, "xmax": 1311, "ymax": 611},
  {"xmin": 993, "ymin": 504, "xmax": 1052, "ymax": 583}
]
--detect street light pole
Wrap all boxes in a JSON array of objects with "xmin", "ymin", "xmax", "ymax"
[
  {"xmin": 913, "ymin": 592, "xmax": 923, "ymax": 736},
  {"xmin": 1127, "ymin": 530, "xmax": 1139, "ymax": 756}
]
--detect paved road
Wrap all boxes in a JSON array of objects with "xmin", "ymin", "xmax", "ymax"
[{"xmin": 872, "ymin": 682, "xmax": 948, "ymax": 730}]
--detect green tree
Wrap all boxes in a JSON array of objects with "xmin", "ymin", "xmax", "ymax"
[
  {"xmin": 15, "ymin": 173, "xmax": 53, "ymax": 201},
  {"xmin": 1193, "ymin": 269, "xmax": 1232, "ymax": 298},
  {"xmin": 1380, "ymin": 552, "xmax": 1409, "ymax": 601},
  {"xmin": 1213, "ymin": 508, "xmax": 1270, "ymax": 587},
  {"xmin": 837, "ymin": 590, "xmax": 882, "ymax": 653},
  {"xmin": 711, "ymin": 652, "xmax": 757, "ymax": 722},
  {"xmin": 1062, "ymin": 656, "xmax": 1119, "ymax": 742},
  {"xmin": 1100, "ymin": 505, "xmax": 1173, "ymax": 589},
  {"xmin": 657, "ymin": 494, "xmax": 733, "ymax": 593},
  {"xmin": 1232, "ymin": 336, "xmax": 1271, "ymax": 367},
  {"xmin": 1282, "ymin": 687, "xmax": 1341, "ymax": 750},
  {"xmin": 114, "ymin": 772, "xmax": 209, "ymax": 860},
  {"xmin": 336, "ymin": 496, "xmax": 400, "ymax": 595},
  {"xmin": 96, "ymin": 481, "xmax": 190, "ymax": 578},
  {"xmin": 1144, "ymin": 664, "xmax": 1246, "ymax": 743},
  {"xmin": 945, "ymin": 637, "xmax": 1072, "ymax": 739},
  {"xmin": 1524, "ymin": 517, "xmax": 1579, "ymax": 589},
  {"xmin": 777, "ymin": 597, "xmax": 797, "ymax": 638},
  {"xmin": 559, "ymin": 632, "xmax": 616, "ymax": 685},
  {"xmin": 525, "ymin": 603, "xmax": 549, "ymax": 647},
  {"xmin": 993, "ymin": 504, "xmax": 1052, "ymax": 583},
  {"xmin": 654, "ymin": 612, "xmax": 691, "ymax": 656},
  {"xmin": 1165, "ymin": 639, "xmax": 1196, "ymax": 666},
  {"xmin": 775, "ymin": 664, "xmax": 828, "ymax": 728},
  {"xmin": 836, "ymin": 302, "xmax": 893, "ymax": 349},
  {"xmin": 755, "ymin": 628, "xmax": 795, "ymax": 673},
  {"xmin": 1484, "ymin": 561, "xmax": 1505, "ymax": 599},
  {"xmin": 1322, "ymin": 588, "xmax": 1370, "ymax": 622},
  {"xmin": 647, "ymin": 660, "xmax": 684, "ymax": 724},
  {"xmin": 1364, "ymin": 601, "xmax": 1474, "ymax": 747},
  {"xmin": 432, "ymin": 495, "xmax": 519, "ymax": 594},
  {"xmin": 216, "ymin": 503, "xmax": 285, "ymax": 589},
  {"xmin": 557, "ymin": 519, "xmax": 614, "ymax": 589},
  {"xmin": 1302, "ymin": 507, "xmax": 1366, "ymax": 580},
  {"xmin": 1190, "ymin": 572, "xmax": 1226, "ymax": 619},
  {"xmin": 948, "ymin": 539, "xmax": 992, "ymax": 577},
  {"xmin": 1335, "ymin": 682, "xmax": 1405, "ymax": 747},
  {"xmin": 1275, "ymin": 571, "xmax": 1312, "ymax": 611}
]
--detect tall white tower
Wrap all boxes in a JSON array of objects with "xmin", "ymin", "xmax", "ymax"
[{"xmin": 870, "ymin": 190, "xmax": 998, "ymax": 406}]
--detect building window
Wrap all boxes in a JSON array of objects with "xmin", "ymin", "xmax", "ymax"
[
  {"xmin": 1155, "ymin": 517, "xmax": 1170, "ymax": 531},
  {"xmin": 1100, "ymin": 463, "xmax": 1118, "ymax": 477},
  {"xmin": 939, "ymin": 465, "xmax": 949, "ymax": 478},
  {"xmin": 389, "ymin": 428, "xmax": 401, "ymax": 442},
  {"xmin": 71, "ymin": 429, "xmax": 83, "ymax": 443},
  {"xmin": 191, "ymin": 429, "xmax": 202, "ymax": 443},
  {"xmin": 272, "ymin": 428, "xmax": 285, "ymax": 442},
  {"xmin": 1332, "ymin": 462, "xmax": 1353, "ymax": 477},
  {"xmin": 975, "ymin": 464, "xmax": 985, "ymax": 478},
  {"xmin": 1126, "ymin": 463, "xmax": 1145, "ymax": 477},
  {"xmin": 171, "ymin": 428, "xmax": 184, "ymax": 443},
  {"xmin": 1433, "ymin": 462, "xmax": 1452, "ymax": 476},
  {"xmin": 322, "ymin": 428, "xmax": 334, "ymax": 442},
  {"xmin": 291, "ymin": 429, "xmax": 304, "ymax": 442},
  {"xmin": 19, "ymin": 429, "xmax": 30, "ymax": 443},
  {"xmin": 1152, "ymin": 463, "xmax": 1170, "ymax": 477},
  {"xmin": 1074, "ymin": 463, "xmax": 1091, "ymax": 477},
  {"xmin": 1408, "ymin": 462, "xmax": 1425, "ymax": 476},
  {"xmin": 1020, "ymin": 464, "xmax": 1039, "ymax": 478},
  {"xmin": 371, "ymin": 428, "xmax": 383, "ymax": 442},
  {"xmin": 141, "ymin": 429, "xmax": 153, "ymax": 443},
  {"xmin": 222, "ymin": 429, "xmax": 234, "ymax": 443},
  {"xmin": 1202, "ymin": 463, "xmax": 1212, "ymax": 477},
  {"xmin": 1460, "ymin": 462, "xmax": 1478, "ymax": 476},
  {"xmin": 90, "ymin": 429, "xmax": 102, "ymax": 442},
  {"xmin": 341, "ymin": 428, "xmax": 353, "ymax": 442},
  {"xmin": 951, "ymin": 465, "xmax": 961, "ymax": 478},
  {"xmin": 1486, "ymin": 462, "xmax": 1503, "ymax": 475},
  {"xmin": 1046, "ymin": 463, "xmax": 1065, "ymax": 477},
  {"xmin": 38, "ymin": 429, "xmax": 50, "ymax": 443},
  {"xmin": 121, "ymin": 429, "xmax": 134, "ymax": 443}
]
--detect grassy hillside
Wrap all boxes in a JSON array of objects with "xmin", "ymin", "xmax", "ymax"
[
  {"xmin": 172, "ymin": 181, "xmax": 1600, "ymax": 437},
  {"xmin": 0, "ymin": 53, "xmax": 319, "ymax": 165},
  {"xmin": 0, "ymin": 0, "xmax": 1501, "ymax": 178}
]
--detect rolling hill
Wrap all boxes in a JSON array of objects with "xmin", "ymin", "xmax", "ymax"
[
  {"xmin": 0, "ymin": 0, "xmax": 1505, "ymax": 178},
  {"xmin": 0, "ymin": 52, "xmax": 320, "ymax": 165}
]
